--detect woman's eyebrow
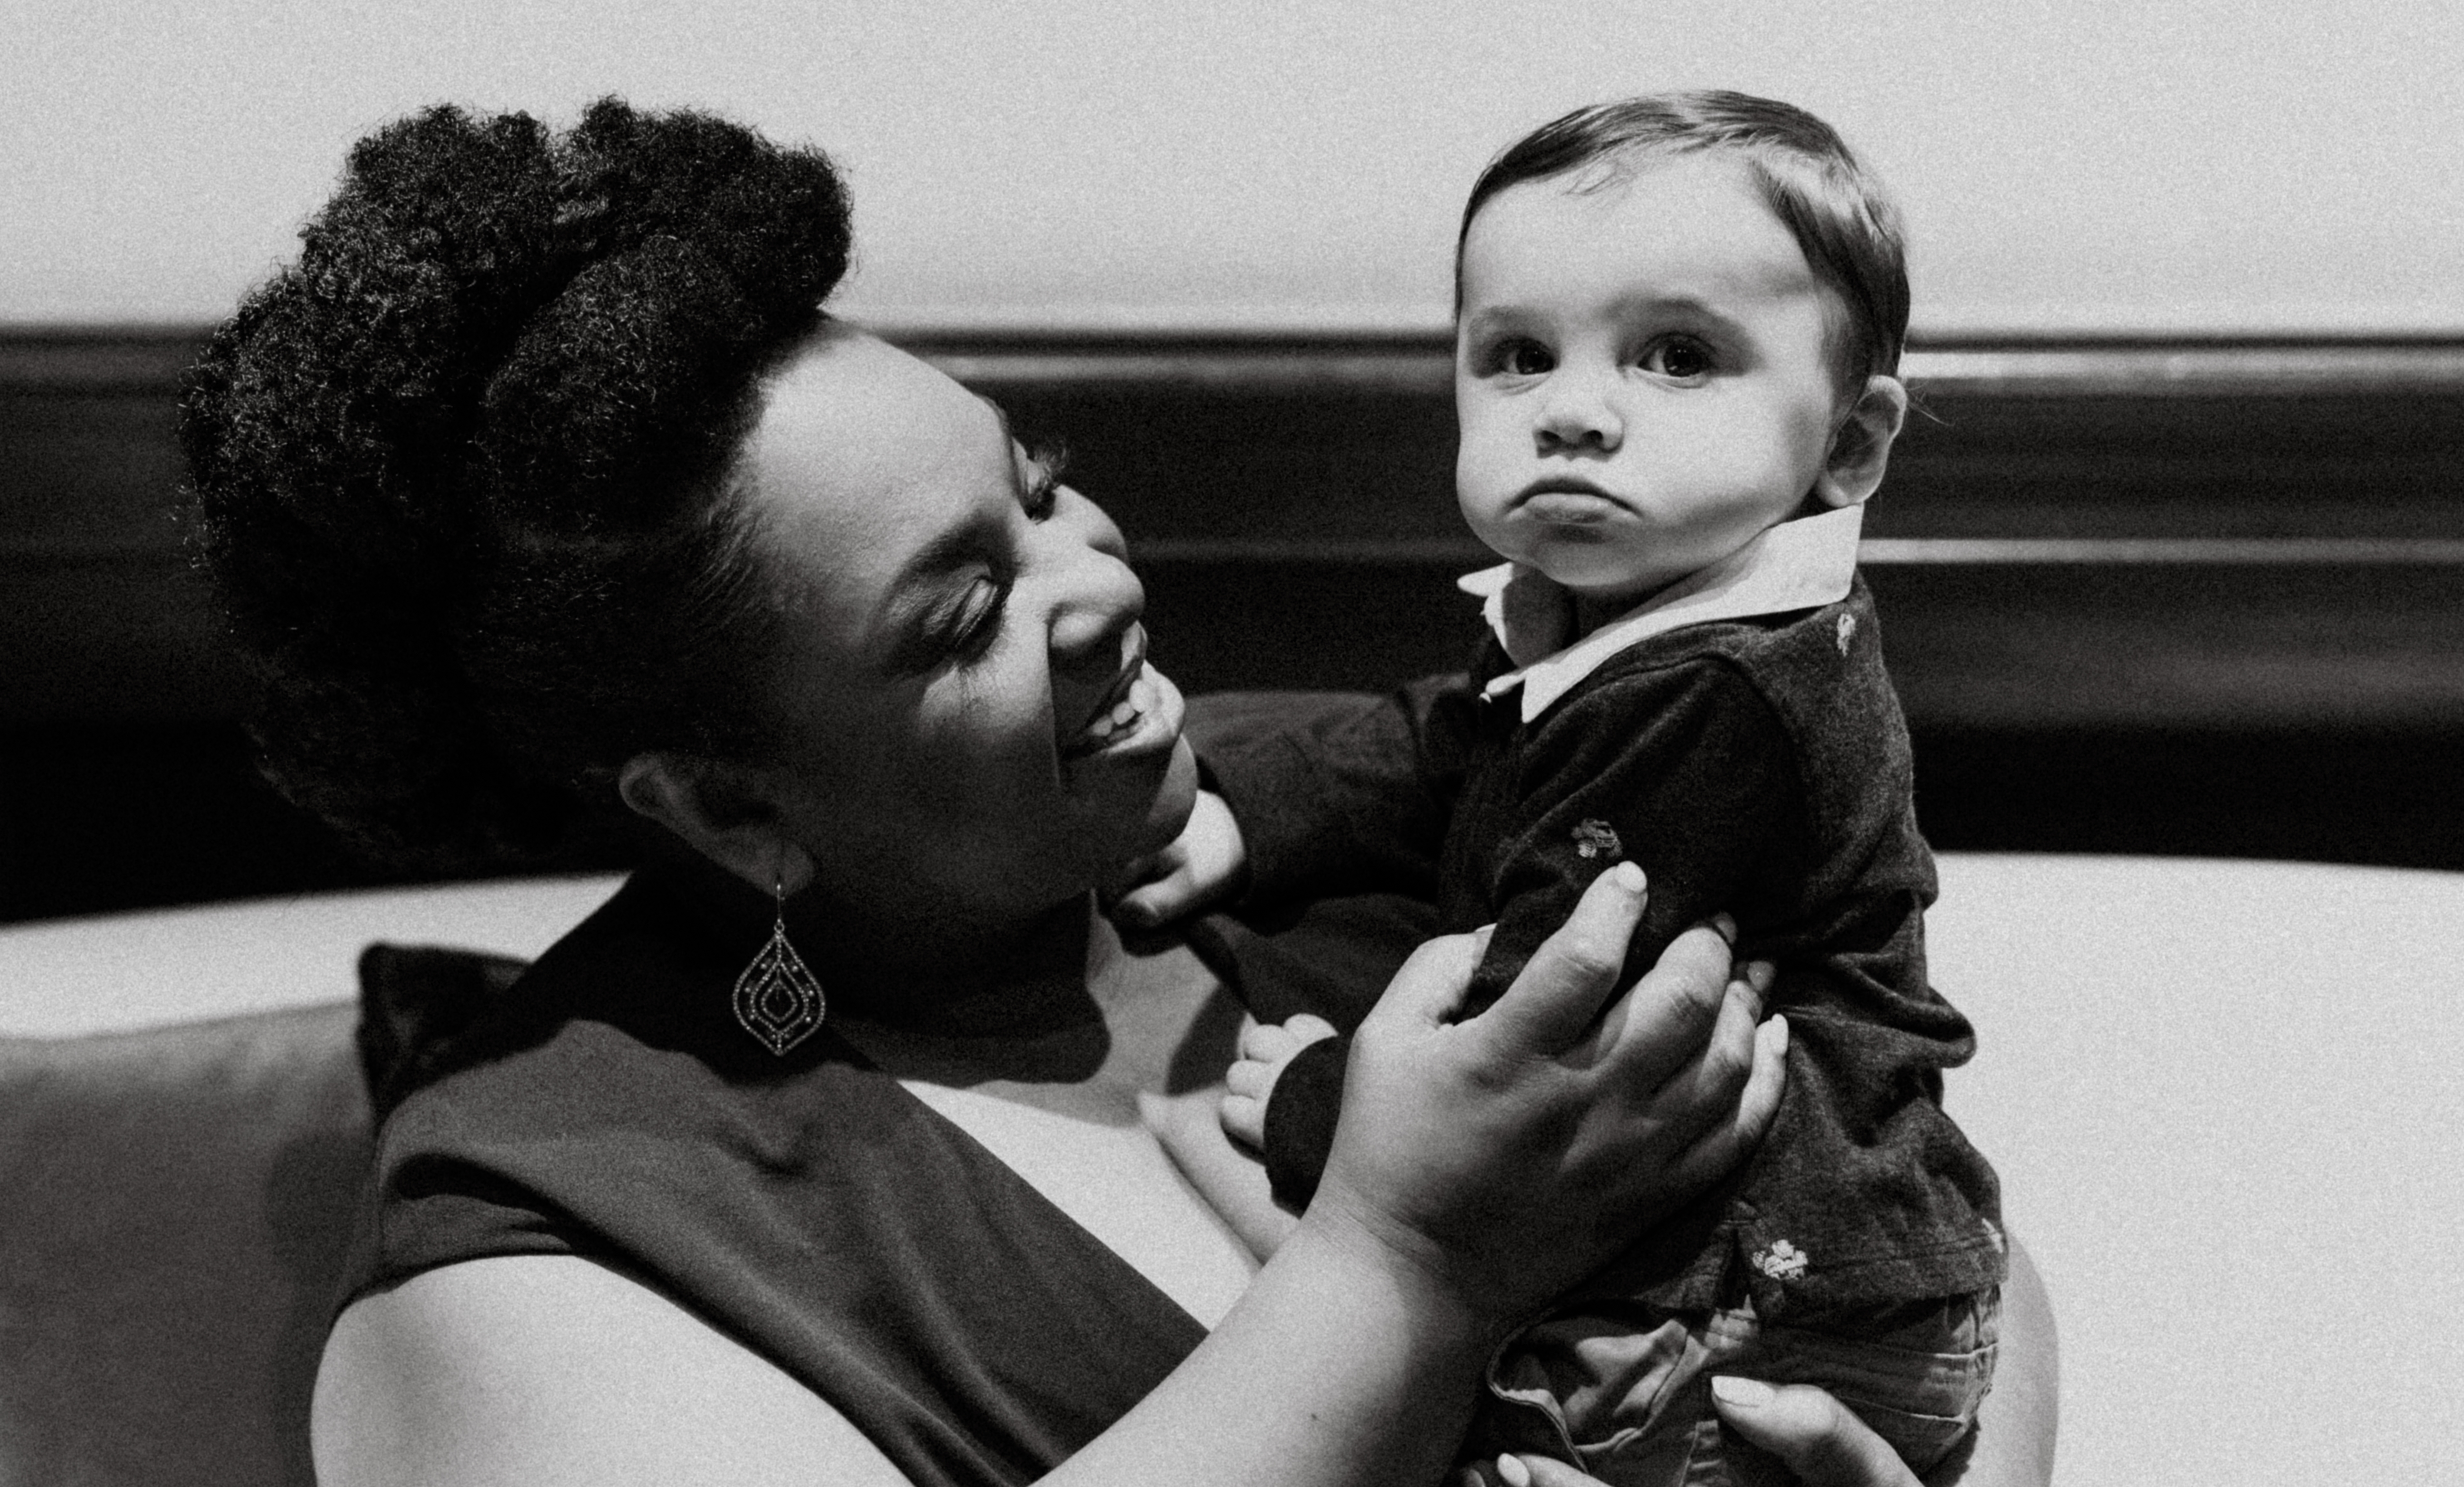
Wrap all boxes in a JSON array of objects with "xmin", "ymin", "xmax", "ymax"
[
  {"xmin": 865, "ymin": 395, "xmax": 1020, "ymax": 671},
  {"xmin": 973, "ymin": 392, "xmax": 1034, "ymax": 487},
  {"xmin": 879, "ymin": 395, "xmax": 1019, "ymax": 590}
]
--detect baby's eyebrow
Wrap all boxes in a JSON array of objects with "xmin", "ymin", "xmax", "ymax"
[
  {"xmin": 1607, "ymin": 292, "xmax": 1756, "ymax": 331},
  {"xmin": 1459, "ymin": 306, "xmax": 1533, "ymax": 340}
]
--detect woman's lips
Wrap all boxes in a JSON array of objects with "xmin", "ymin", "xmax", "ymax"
[
  {"xmin": 1061, "ymin": 661, "xmax": 1183, "ymax": 764},
  {"xmin": 1061, "ymin": 623, "xmax": 1178, "ymax": 763}
]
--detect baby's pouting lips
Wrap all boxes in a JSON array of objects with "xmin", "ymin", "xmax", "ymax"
[{"xmin": 1514, "ymin": 476, "xmax": 1629, "ymax": 526}]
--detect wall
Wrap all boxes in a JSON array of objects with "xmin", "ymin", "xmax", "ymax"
[{"xmin": 4, "ymin": 0, "xmax": 2459, "ymax": 333}]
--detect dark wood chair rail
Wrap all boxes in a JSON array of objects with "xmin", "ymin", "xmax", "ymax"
[{"xmin": 3, "ymin": 325, "xmax": 2459, "ymax": 917}]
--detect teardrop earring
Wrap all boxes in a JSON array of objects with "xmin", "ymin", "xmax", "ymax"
[{"xmin": 733, "ymin": 868, "xmax": 825, "ymax": 1056}]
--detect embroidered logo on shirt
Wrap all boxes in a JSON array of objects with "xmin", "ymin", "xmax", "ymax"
[
  {"xmin": 1572, "ymin": 819, "xmax": 1623, "ymax": 861},
  {"xmin": 1835, "ymin": 613, "xmax": 1857, "ymax": 656},
  {"xmin": 1751, "ymin": 1239, "xmax": 1809, "ymax": 1281}
]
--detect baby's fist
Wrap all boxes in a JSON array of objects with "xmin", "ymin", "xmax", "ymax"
[
  {"xmin": 1220, "ymin": 1013, "xmax": 1338, "ymax": 1151},
  {"xmin": 1103, "ymin": 788, "xmax": 1247, "ymax": 929}
]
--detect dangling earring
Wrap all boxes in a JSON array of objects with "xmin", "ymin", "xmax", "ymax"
[{"xmin": 733, "ymin": 866, "xmax": 825, "ymax": 1056}]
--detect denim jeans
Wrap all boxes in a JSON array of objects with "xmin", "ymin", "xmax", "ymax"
[{"xmin": 1475, "ymin": 1288, "xmax": 2001, "ymax": 1487}]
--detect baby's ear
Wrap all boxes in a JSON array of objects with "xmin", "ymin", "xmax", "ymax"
[{"xmin": 1814, "ymin": 375, "xmax": 1909, "ymax": 508}]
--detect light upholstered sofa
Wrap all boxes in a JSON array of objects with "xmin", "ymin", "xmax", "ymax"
[{"xmin": 4, "ymin": 857, "xmax": 2459, "ymax": 1486}]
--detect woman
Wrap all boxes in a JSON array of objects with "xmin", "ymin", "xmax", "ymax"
[{"xmin": 182, "ymin": 101, "xmax": 2051, "ymax": 1486}]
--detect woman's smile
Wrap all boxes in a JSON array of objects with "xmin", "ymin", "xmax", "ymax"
[{"xmin": 1063, "ymin": 652, "xmax": 1185, "ymax": 762}]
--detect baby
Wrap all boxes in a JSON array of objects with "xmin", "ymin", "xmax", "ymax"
[{"xmin": 1121, "ymin": 94, "xmax": 2005, "ymax": 1484}]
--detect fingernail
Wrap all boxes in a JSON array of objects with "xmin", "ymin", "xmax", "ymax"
[
  {"xmin": 1495, "ymin": 1454, "xmax": 1533, "ymax": 1487},
  {"xmin": 1611, "ymin": 861, "xmax": 1646, "ymax": 894},
  {"xmin": 1709, "ymin": 912, "xmax": 1738, "ymax": 944},
  {"xmin": 1711, "ymin": 1374, "xmax": 1774, "ymax": 1407},
  {"xmin": 1747, "ymin": 960, "xmax": 1776, "ymax": 993}
]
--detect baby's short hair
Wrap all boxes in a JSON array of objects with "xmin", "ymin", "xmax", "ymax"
[{"xmin": 1457, "ymin": 91, "xmax": 1909, "ymax": 388}]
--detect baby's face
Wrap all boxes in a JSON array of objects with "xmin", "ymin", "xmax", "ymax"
[{"xmin": 1455, "ymin": 153, "xmax": 1847, "ymax": 609}]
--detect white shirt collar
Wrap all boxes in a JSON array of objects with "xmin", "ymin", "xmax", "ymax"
[{"xmin": 1459, "ymin": 503, "xmax": 1865, "ymax": 723}]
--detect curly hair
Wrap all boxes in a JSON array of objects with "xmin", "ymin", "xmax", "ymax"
[{"xmin": 180, "ymin": 99, "xmax": 853, "ymax": 868}]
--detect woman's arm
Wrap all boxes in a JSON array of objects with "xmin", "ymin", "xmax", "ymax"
[
  {"xmin": 319, "ymin": 868, "xmax": 1784, "ymax": 1487},
  {"xmin": 317, "ymin": 1256, "xmax": 913, "ymax": 1487}
]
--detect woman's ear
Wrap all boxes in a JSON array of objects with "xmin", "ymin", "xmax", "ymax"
[
  {"xmin": 617, "ymin": 752, "xmax": 813, "ymax": 894},
  {"xmin": 1813, "ymin": 375, "xmax": 1909, "ymax": 509}
]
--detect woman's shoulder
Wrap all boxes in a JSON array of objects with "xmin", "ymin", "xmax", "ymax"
[
  {"xmin": 347, "ymin": 889, "xmax": 1214, "ymax": 1483},
  {"xmin": 318, "ymin": 1255, "xmax": 909, "ymax": 1487}
]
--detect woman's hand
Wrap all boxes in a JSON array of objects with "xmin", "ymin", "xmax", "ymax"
[
  {"xmin": 1463, "ymin": 1379, "xmax": 1924, "ymax": 1487},
  {"xmin": 1302, "ymin": 862, "xmax": 1787, "ymax": 1331}
]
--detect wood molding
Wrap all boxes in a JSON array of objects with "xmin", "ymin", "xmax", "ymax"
[
  {"xmin": 6, "ymin": 323, "xmax": 2462, "ymax": 729},
  {"xmin": 11, "ymin": 323, "xmax": 2464, "ymax": 395}
]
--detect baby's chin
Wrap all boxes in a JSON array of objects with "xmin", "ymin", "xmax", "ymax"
[{"xmin": 1509, "ymin": 536, "xmax": 1680, "ymax": 605}]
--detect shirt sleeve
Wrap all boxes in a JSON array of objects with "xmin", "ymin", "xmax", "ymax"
[
  {"xmin": 1463, "ymin": 656, "xmax": 1808, "ymax": 1013},
  {"xmin": 1182, "ymin": 676, "xmax": 1480, "ymax": 907}
]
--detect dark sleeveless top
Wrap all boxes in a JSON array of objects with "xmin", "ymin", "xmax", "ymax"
[{"xmin": 349, "ymin": 867, "xmax": 1207, "ymax": 1487}]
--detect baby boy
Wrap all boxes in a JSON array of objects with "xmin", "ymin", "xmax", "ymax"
[{"xmin": 1122, "ymin": 94, "xmax": 2006, "ymax": 1485}]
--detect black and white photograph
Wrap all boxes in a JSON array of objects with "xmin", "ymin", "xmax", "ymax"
[{"xmin": 3, "ymin": 4, "xmax": 2458, "ymax": 1484}]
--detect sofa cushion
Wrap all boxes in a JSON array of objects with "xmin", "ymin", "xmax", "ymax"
[{"xmin": 0, "ymin": 1002, "xmax": 366, "ymax": 1487}]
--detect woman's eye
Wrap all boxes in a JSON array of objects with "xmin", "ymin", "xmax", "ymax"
[
  {"xmin": 1497, "ymin": 340, "xmax": 1554, "ymax": 377},
  {"xmin": 1020, "ymin": 443, "xmax": 1067, "ymax": 521},
  {"xmin": 1642, "ymin": 337, "xmax": 1714, "ymax": 380},
  {"xmin": 944, "ymin": 576, "xmax": 1008, "ymax": 661}
]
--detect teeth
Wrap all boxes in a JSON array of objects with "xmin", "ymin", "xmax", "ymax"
[{"xmin": 1076, "ymin": 663, "xmax": 1153, "ymax": 750}]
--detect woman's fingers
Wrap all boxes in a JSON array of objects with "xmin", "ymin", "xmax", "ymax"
[
  {"xmin": 1577, "ymin": 917, "xmax": 1743, "ymax": 1090},
  {"xmin": 1489, "ymin": 1453, "xmax": 1605, "ymax": 1486},
  {"xmin": 1474, "ymin": 864, "xmax": 1651, "ymax": 1055},
  {"xmin": 1623, "ymin": 959, "xmax": 1772, "ymax": 1120},
  {"xmin": 1709, "ymin": 1377, "xmax": 1921, "ymax": 1487},
  {"xmin": 1655, "ymin": 1013, "xmax": 1789, "ymax": 1194},
  {"xmin": 1363, "ymin": 928, "xmax": 1491, "ymax": 1030}
]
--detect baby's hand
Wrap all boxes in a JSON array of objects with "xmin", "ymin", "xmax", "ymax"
[
  {"xmin": 1219, "ymin": 1013, "xmax": 1339, "ymax": 1151},
  {"xmin": 1102, "ymin": 788, "xmax": 1248, "ymax": 929}
]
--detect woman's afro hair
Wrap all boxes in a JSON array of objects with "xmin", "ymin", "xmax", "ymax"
[{"xmin": 181, "ymin": 99, "xmax": 852, "ymax": 867}]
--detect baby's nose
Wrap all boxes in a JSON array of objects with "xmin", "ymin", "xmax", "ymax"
[{"xmin": 1537, "ymin": 377, "xmax": 1623, "ymax": 450}]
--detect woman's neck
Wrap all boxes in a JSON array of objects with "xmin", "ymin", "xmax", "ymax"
[
  {"xmin": 651, "ymin": 836, "xmax": 1107, "ymax": 1042},
  {"xmin": 798, "ymin": 889, "xmax": 1101, "ymax": 1039}
]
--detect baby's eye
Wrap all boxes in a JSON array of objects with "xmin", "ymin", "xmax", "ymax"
[
  {"xmin": 1486, "ymin": 339, "xmax": 1554, "ymax": 378},
  {"xmin": 1641, "ymin": 337, "xmax": 1715, "ymax": 381}
]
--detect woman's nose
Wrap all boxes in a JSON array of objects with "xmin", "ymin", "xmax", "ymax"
[
  {"xmin": 1045, "ymin": 495, "xmax": 1146, "ymax": 672},
  {"xmin": 1535, "ymin": 368, "xmax": 1623, "ymax": 453}
]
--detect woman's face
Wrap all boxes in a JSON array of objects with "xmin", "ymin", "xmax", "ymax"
[{"xmin": 736, "ymin": 327, "xmax": 1199, "ymax": 925}]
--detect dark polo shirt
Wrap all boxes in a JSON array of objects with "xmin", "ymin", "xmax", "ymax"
[{"xmin": 1193, "ymin": 572, "xmax": 2006, "ymax": 1321}]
